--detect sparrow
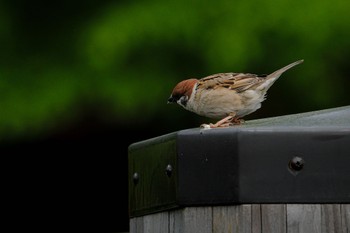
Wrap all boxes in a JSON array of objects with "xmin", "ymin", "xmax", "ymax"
[{"xmin": 167, "ymin": 59, "xmax": 304, "ymax": 128}]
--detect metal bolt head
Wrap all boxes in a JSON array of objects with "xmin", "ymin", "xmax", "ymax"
[
  {"xmin": 133, "ymin": 172, "xmax": 139, "ymax": 185},
  {"xmin": 165, "ymin": 164, "xmax": 173, "ymax": 177},
  {"xmin": 289, "ymin": 156, "xmax": 305, "ymax": 171}
]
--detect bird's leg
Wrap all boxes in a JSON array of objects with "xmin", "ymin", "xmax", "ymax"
[
  {"xmin": 201, "ymin": 113, "xmax": 242, "ymax": 128},
  {"xmin": 209, "ymin": 115, "xmax": 234, "ymax": 128},
  {"xmin": 200, "ymin": 116, "xmax": 232, "ymax": 129}
]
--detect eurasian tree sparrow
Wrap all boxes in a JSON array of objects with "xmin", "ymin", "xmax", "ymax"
[{"xmin": 168, "ymin": 59, "xmax": 304, "ymax": 128}]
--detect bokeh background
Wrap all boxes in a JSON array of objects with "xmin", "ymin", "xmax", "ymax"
[{"xmin": 1, "ymin": 0, "xmax": 349, "ymax": 232}]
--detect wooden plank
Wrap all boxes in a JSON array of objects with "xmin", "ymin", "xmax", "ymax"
[
  {"xmin": 287, "ymin": 204, "xmax": 321, "ymax": 233},
  {"xmin": 169, "ymin": 209, "xmax": 178, "ymax": 233},
  {"xmin": 251, "ymin": 204, "xmax": 262, "ymax": 233},
  {"xmin": 129, "ymin": 217, "xmax": 136, "ymax": 233},
  {"xmin": 213, "ymin": 205, "xmax": 238, "ymax": 233},
  {"xmin": 321, "ymin": 204, "xmax": 341, "ymax": 233},
  {"xmin": 131, "ymin": 204, "xmax": 349, "ymax": 233},
  {"xmin": 130, "ymin": 216, "xmax": 144, "ymax": 233},
  {"xmin": 170, "ymin": 207, "xmax": 213, "ymax": 233},
  {"xmin": 261, "ymin": 204, "xmax": 286, "ymax": 233},
  {"xmin": 143, "ymin": 211, "xmax": 169, "ymax": 233},
  {"xmin": 212, "ymin": 205, "xmax": 252, "ymax": 233},
  {"xmin": 169, "ymin": 208, "xmax": 194, "ymax": 233},
  {"xmin": 341, "ymin": 204, "xmax": 350, "ymax": 233},
  {"xmin": 239, "ymin": 205, "xmax": 253, "ymax": 233}
]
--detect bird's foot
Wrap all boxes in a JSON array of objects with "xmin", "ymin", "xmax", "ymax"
[
  {"xmin": 231, "ymin": 118, "xmax": 244, "ymax": 125},
  {"xmin": 200, "ymin": 115, "xmax": 243, "ymax": 129}
]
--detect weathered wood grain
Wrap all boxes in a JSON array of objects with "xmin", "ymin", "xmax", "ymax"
[
  {"xmin": 212, "ymin": 205, "xmax": 252, "ymax": 233},
  {"xmin": 251, "ymin": 204, "xmax": 262, "ymax": 233},
  {"xmin": 169, "ymin": 208, "xmax": 183, "ymax": 233},
  {"xmin": 130, "ymin": 204, "xmax": 350, "ymax": 233},
  {"xmin": 239, "ymin": 205, "xmax": 253, "ymax": 233},
  {"xmin": 261, "ymin": 204, "xmax": 286, "ymax": 233},
  {"xmin": 130, "ymin": 216, "xmax": 144, "ymax": 233},
  {"xmin": 341, "ymin": 204, "xmax": 350, "ymax": 233},
  {"xmin": 170, "ymin": 207, "xmax": 212, "ymax": 233},
  {"xmin": 321, "ymin": 204, "xmax": 341, "ymax": 233},
  {"xmin": 143, "ymin": 211, "xmax": 169, "ymax": 233},
  {"xmin": 287, "ymin": 204, "xmax": 321, "ymax": 233},
  {"xmin": 212, "ymin": 206, "xmax": 238, "ymax": 233}
]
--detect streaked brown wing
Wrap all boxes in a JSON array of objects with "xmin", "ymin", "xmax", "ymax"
[{"xmin": 197, "ymin": 73, "xmax": 265, "ymax": 93}]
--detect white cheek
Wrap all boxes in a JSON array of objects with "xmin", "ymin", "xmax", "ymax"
[
  {"xmin": 177, "ymin": 96, "xmax": 189, "ymax": 108},
  {"xmin": 182, "ymin": 84, "xmax": 197, "ymax": 110},
  {"xmin": 177, "ymin": 99, "xmax": 185, "ymax": 108}
]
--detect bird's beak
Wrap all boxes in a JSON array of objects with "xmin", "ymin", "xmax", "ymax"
[{"xmin": 167, "ymin": 96, "xmax": 175, "ymax": 104}]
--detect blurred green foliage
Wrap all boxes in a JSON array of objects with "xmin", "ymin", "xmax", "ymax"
[{"xmin": 1, "ymin": 0, "xmax": 350, "ymax": 138}]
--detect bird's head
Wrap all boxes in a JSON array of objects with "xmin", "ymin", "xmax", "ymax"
[{"xmin": 167, "ymin": 79, "xmax": 198, "ymax": 108}]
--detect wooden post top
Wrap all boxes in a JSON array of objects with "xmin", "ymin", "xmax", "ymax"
[{"xmin": 128, "ymin": 106, "xmax": 350, "ymax": 217}]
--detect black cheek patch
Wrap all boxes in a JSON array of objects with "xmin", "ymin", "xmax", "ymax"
[{"xmin": 180, "ymin": 96, "xmax": 188, "ymax": 107}]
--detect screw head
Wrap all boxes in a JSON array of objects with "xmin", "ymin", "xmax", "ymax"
[
  {"xmin": 165, "ymin": 164, "xmax": 173, "ymax": 177},
  {"xmin": 289, "ymin": 156, "xmax": 305, "ymax": 171},
  {"xmin": 133, "ymin": 172, "xmax": 139, "ymax": 185}
]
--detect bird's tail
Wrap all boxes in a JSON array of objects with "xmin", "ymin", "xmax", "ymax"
[{"xmin": 267, "ymin": 59, "xmax": 304, "ymax": 80}]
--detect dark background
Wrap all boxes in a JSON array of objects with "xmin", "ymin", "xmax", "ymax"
[{"xmin": 1, "ymin": 0, "xmax": 349, "ymax": 232}]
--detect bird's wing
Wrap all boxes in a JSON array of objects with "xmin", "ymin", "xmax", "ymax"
[{"xmin": 197, "ymin": 73, "xmax": 266, "ymax": 93}]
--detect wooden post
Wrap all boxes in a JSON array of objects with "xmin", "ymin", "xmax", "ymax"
[
  {"xmin": 128, "ymin": 106, "xmax": 350, "ymax": 233},
  {"xmin": 130, "ymin": 204, "xmax": 350, "ymax": 233}
]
